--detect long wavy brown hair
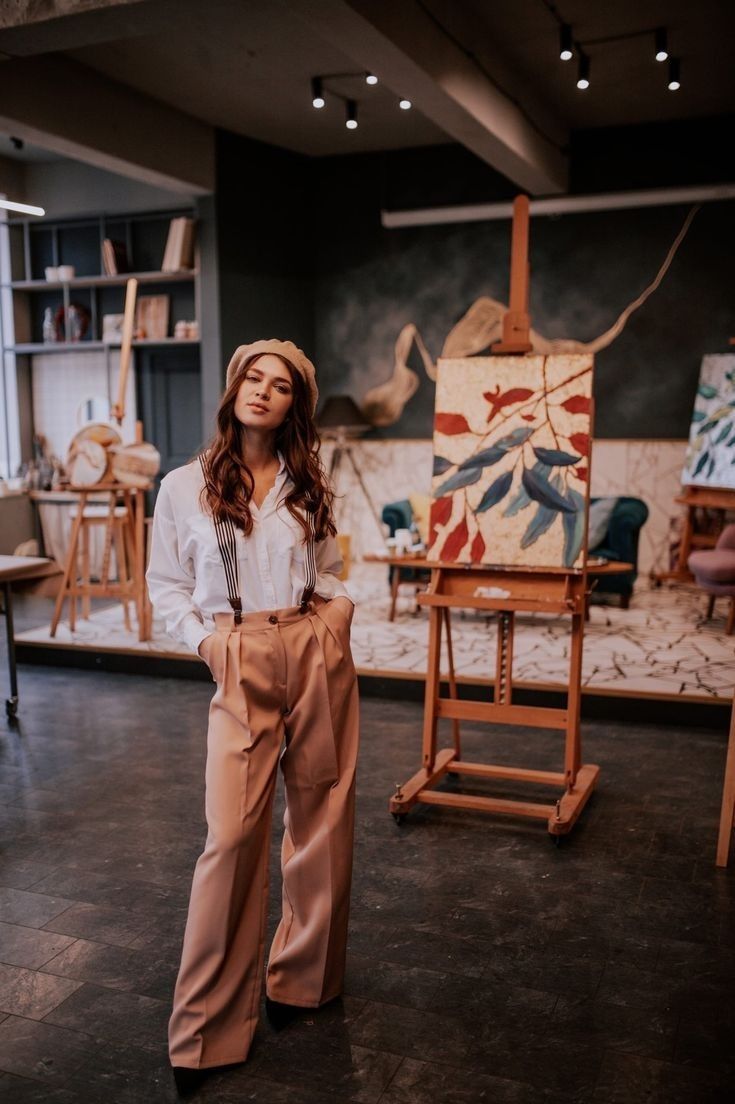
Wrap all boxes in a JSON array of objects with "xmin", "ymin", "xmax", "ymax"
[{"xmin": 198, "ymin": 352, "xmax": 336, "ymax": 543}]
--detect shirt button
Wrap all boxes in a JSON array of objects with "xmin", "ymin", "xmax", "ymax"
[{"xmin": 268, "ymin": 614, "xmax": 278, "ymax": 624}]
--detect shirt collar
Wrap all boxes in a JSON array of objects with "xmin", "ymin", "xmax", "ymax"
[{"xmin": 276, "ymin": 449, "xmax": 286, "ymax": 476}]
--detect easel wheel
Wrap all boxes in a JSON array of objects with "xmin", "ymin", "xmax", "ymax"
[
  {"xmin": 392, "ymin": 813, "xmax": 408, "ymax": 825},
  {"xmin": 550, "ymin": 833, "xmax": 564, "ymax": 847}
]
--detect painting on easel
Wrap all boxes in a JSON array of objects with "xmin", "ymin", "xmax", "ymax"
[
  {"xmin": 682, "ymin": 354, "xmax": 735, "ymax": 490},
  {"xmin": 427, "ymin": 353, "xmax": 594, "ymax": 569}
]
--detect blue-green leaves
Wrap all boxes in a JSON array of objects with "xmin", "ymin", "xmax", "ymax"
[
  {"xmin": 433, "ymin": 455, "xmax": 453, "ymax": 477},
  {"xmin": 532, "ymin": 446, "xmax": 581, "ymax": 467},
  {"xmin": 562, "ymin": 488, "xmax": 586, "ymax": 566},
  {"xmin": 435, "ymin": 466, "xmax": 484, "ymax": 496},
  {"xmin": 457, "ymin": 445, "xmax": 505, "ymax": 472},
  {"xmin": 476, "ymin": 471, "xmax": 513, "ymax": 514},
  {"xmin": 522, "ymin": 467, "xmax": 576, "ymax": 514}
]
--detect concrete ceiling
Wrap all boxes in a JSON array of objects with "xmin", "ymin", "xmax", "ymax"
[{"xmin": 0, "ymin": 0, "xmax": 732, "ymax": 195}]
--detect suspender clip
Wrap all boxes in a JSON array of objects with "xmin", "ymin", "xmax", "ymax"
[{"xmin": 229, "ymin": 597, "xmax": 243, "ymax": 624}]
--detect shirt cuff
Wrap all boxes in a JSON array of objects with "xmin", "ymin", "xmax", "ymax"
[{"xmin": 182, "ymin": 616, "xmax": 211, "ymax": 656}]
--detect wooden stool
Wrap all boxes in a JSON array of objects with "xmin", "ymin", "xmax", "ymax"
[{"xmin": 716, "ymin": 696, "xmax": 735, "ymax": 867}]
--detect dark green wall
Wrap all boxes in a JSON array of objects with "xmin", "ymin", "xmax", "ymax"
[{"xmin": 214, "ymin": 116, "xmax": 735, "ymax": 440}]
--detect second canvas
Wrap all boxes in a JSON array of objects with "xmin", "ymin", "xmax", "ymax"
[{"xmin": 427, "ymin": 354, "xmax": 594, "ymax": 569}]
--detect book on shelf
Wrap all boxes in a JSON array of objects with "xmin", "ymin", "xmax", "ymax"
[
  {"xmin": 161, "ymin": 217, "xmax": 196, "ymax": 272},
  {"xmin": 101, "ymin": 238, "xmax": 130, "ymax": 275}
]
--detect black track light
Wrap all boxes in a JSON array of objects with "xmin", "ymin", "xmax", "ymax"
[
  {"xmin": 576, "ymin": 53, "xmax": 590, "ymax": 90},
  {"xmin": 667, "ymin": 57, "xmax": 680, "ymax": 91},
  {"xmin": 365, "ymin": 72, "xmax": 378, "ymax": 85},
  {"xmin": 311, "ymin": 76, "xmax": 325, "ymax": 109},
  {"xmin": 559, "ymin": 24, "xmax": 573, "ymax": 62},
  {"xmin": 655, "ymin": 28, "xmax": 668, "ymax": 62},
  {"xmin": 345, "ymin": 99, "xmax": 358, "ymax": 129}
]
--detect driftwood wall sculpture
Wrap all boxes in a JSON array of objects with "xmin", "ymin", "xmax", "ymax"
[{"xmin": 361, "ymin": 205, "xmax": 699, "ymax": 428}]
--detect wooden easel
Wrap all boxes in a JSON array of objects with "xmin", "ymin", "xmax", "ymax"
[
  {"xmin": 50, "ymin": 278, "xmax": 153, "ymax": 642},
  {"xmin": 390, "ymin": 195, "xmax": 598, "ymax": 838},
  {"xmin": 389, "ymin": 565, "xmax": 598, "ymax": 837},
  {"xmin": 654, "ymin": 485, "xmax": 735, "ymax": 584}
]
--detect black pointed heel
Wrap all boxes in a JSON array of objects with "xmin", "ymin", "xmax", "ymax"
[
  {"xmin": 265, "ymin": 995, "xmax": 303, "ymax": 1032},
  {"xmin": 172, "ymin": 1065, "xmax": 211, "ymax": 1097}
]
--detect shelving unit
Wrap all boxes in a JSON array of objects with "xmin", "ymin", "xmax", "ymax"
[{"xmin": 0, "ymin": 205, "xmax": 203, "ymax": 479}]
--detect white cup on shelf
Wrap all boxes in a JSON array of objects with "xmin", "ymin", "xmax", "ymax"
[
  {"xmin": 57, "ymin": 265, "xmax": 75, "ymax": 281},
  {"xmin": 44, "ymin": 266, "xmax": 59, "ymax": 282}
]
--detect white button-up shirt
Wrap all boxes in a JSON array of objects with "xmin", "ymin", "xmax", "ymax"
[{"xmin": 146, "ymin": 450, "xmax": 353, "ymax": 654}]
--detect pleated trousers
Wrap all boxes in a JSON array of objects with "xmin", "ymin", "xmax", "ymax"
[{"xmin": 168, "ymin": 593, "xmax": 359, "ymax": 1069}]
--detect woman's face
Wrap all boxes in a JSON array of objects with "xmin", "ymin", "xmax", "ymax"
[{"xmin": 233, "ymin": 355, "xmax": 295, "ymax": 431}]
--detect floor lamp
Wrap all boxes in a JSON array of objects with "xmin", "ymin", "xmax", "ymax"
[{"xmin": 317, "ymin": 396, "xmax": 387, "ymax": 548}]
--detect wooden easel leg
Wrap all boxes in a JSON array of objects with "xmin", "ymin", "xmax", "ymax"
[
  {"xmin": 716, "ymin": 698, "xmax": 735, "ymax": 867},
  {"xmin": 389, "ymin": 568, "xmax": 399, "ymax": 622},
  {"xmin": 727, "ymin": 598, "xmax": 735, "ymax": 636},
  {"xmin": 443, "ymin": 606, "xmax": 461, "ymax": 758},
  {"xmin": 114, "ymin": 520, "xmax": 132, "ymax": 633},
  {"xmin": 50, "ymin": 494, "xmax": 87, "ymax": 637},
  {"xmin": 100, "ymin": 492, "xmax": 115, "ymax": 590},
  {"xmin": 495, "ymin": 611, "xmax": 514, "ymax": 706},
  {"xmin": 81, "ymin": 521, "xmax": 91, "ymax": 620},
  {"xmin": 565, "ymin": 611, "xmax": 584, "ymax": 787},
  {"xmin": 134, "ymin": 489, "xmax": 148, "ymax": 640},
  {"xmin": 706, "ymin": 594, "xmax": 715, "ymax": 620},
  {"xmin": 422, "ymin": 606, "xmax": 443, "ymax": 771}
]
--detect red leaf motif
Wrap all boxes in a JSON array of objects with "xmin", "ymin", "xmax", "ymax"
[
  {"xmin": 569, "ymin": 432, "xmax": 590, "ymax": 457},
  {"xmin": 520, "ymin": 414, "xmax": 536, "ymax": 422},
  {"xmin": 429, "ymin": 496, "xmax": 453, "ymax": 544},
  {"xmin": 483, "ymin": 386, "xmax": 535, "ymax": 423},
  {"xmin": 435, "ymin": 412, "xmax": 471, "ymax": 435},
  {"xmin": 440, "ymin": 517, "xmax": 469, "ymax": 561},
  {"xmin": 561, "ymin": 395, "xmax": 591, "ymax": 415},
  {"xmin": 470, "ymin": 530, "xmax": 486, "ymax": 563},
  {"xmin": 574, "ymin": 466, "xmax": 588, "ymax": 481}
]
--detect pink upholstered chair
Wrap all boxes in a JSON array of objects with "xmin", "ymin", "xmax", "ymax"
[{"xmin": 688, "ymin": 523, "xmax": 735, "ymax": 635}]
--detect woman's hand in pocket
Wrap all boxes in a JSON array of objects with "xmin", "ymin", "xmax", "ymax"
[
  {"xmin": 198, "ymin": 632, "xmax": 222, "ymax": 681},
  {"xmin": 330, "ymin": 596, "xmax": 355, "ymax": 626}
]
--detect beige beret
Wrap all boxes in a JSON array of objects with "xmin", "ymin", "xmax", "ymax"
[{"xmin": 225, "ymin": 339, "xmax": 319, "ymax": 416}]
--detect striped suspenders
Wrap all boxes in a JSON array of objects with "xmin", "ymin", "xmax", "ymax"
[{"xmin": 198, "ymin": 455, "xmax": 317, "ymax": 620}]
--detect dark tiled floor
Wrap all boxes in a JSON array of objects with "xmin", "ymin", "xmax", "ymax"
[{"xmin": 0, "ymin": 625, "xmax": 734, "ymax": 1101}]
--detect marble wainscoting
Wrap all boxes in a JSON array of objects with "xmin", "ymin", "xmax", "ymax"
[
  {"xmin": 321, "ymin": 438, "xmax": 688, "ymax": 577},
  {"xmin": 14, "ymin": 563, "xmax": 734, "ymax": 701}
]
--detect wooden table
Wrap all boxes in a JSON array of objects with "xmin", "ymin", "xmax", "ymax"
[{"xmin": 0, "ymin": 555, "xmax": 57, "ymax": 719}]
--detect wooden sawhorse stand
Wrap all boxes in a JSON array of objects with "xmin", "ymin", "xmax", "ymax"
[
  {"xmin": 50, "ymin": 482, "xmax": 150, "ymax": 642},
  {"xmin": 389, "ymin": 565, "xmax": 599, "ymax": 839}
]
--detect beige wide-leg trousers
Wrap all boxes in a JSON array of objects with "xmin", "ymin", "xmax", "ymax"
[{"xmin": 168, "ymin": 593, "xmax": 359, "ymax": 1069}]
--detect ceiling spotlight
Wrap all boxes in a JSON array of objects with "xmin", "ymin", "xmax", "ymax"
[
  {"xmin": 667, "ymin": 57, "xmax": 680, "ymax": 91},
  {"xmin": 576, "ymin": 53, "xmax": 590, "ymax": 90},
  {"xmin": 311, "ymin": 76, "xmax": 325, "ymax": 109},
  {"xmin": 10, "ymin": 136, "xmax": 24, "ymax": 150},
  {"xmin": 345, "ymin": 99, "xmax": 358, "ymax": 129},
  {"xmin": 559, "ymin": 24, "xmax": 573, "ymax": 61},
  {"xmin": 365, "ymin": 72, "xmax": 378, "ymax": 85},
  {"xmin": 399, "ymin": 97, "xmax": 412, "ymax": 109},
  {"xmin": 655, "ymin": 28, "xmax": 668, "ymax": 62}
]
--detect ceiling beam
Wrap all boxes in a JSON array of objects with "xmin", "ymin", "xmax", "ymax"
[
  {"xmin": 291, "ymin": 0, "xmax": 568, "ymax": 195},
  {"xmin": 0, "ymin": 54, "xmax": 214, "ymax": 194}
]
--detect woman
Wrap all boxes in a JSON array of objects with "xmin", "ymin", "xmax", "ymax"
[{"xmin": 146, "ymin": 339, "xmax": 359, "ymax": 1095}]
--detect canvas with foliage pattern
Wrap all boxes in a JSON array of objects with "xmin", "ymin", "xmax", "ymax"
[
  {"xmin": 682, "ymin": 355, "xmax": 735, "ymax": 490},
  {"xmin": 427, "ymin": 355, "xmax": 594, "ymax": 568}
]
